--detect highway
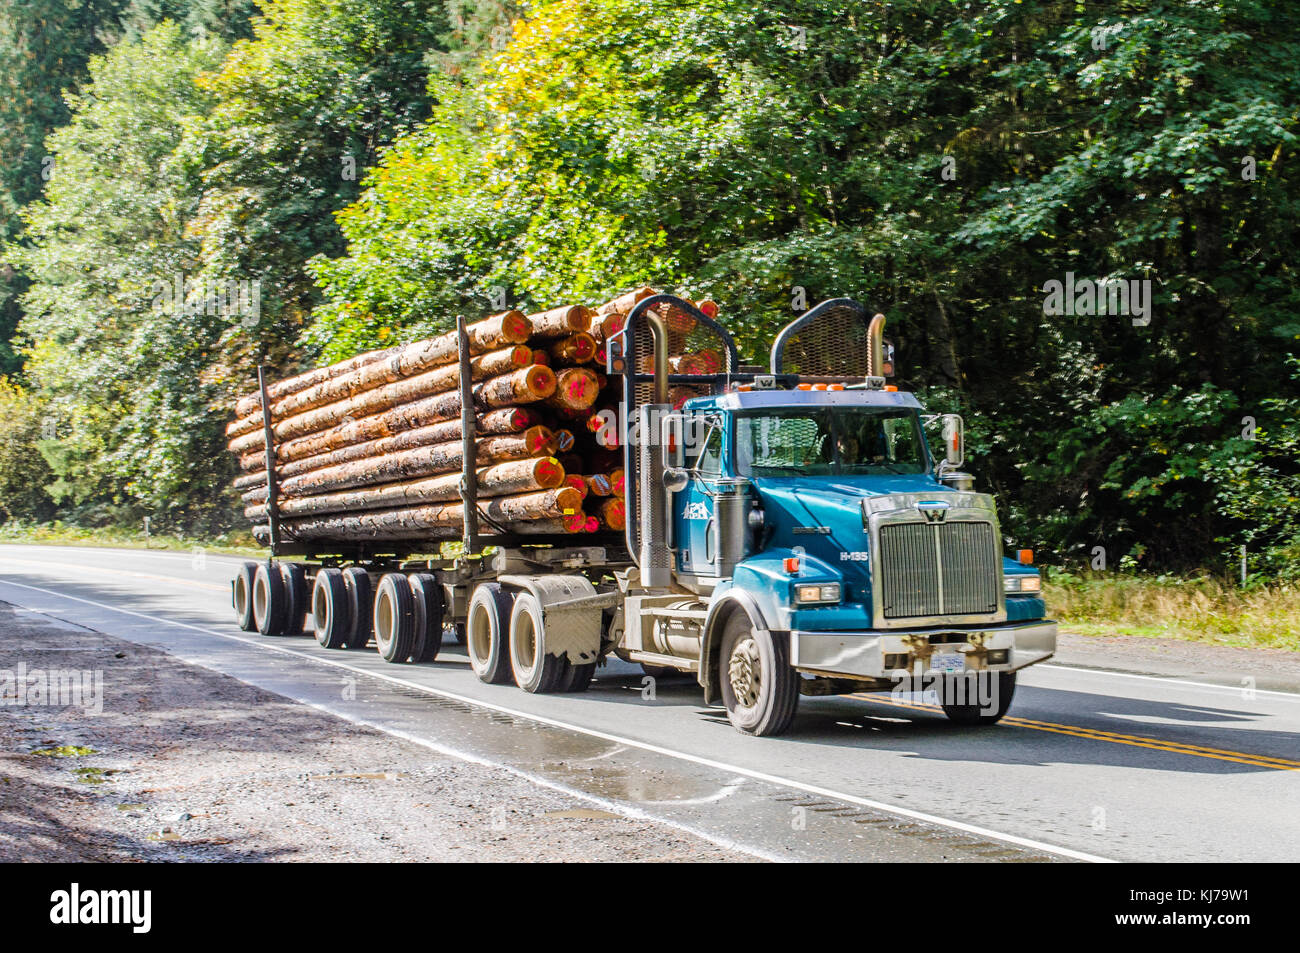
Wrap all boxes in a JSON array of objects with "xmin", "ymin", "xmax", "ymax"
[{"xmin": 1, "ymin": 543, "xmax": 1297, "ymax": 863}]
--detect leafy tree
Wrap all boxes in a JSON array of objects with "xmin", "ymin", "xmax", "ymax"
[
  {"xmin": 180, "ymin": 0, "xmax": 451, "ymax": 402},
  {"xmin": 10, "ymin": 23, "xmax": 230, "ymax": 528}
]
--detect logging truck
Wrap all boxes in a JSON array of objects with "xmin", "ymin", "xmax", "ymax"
[{"xmin": 230, "ymin": 295, "xmax": 1056, "ymax": 736}]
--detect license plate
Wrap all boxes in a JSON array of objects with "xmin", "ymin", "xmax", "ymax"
[{"xmin": 930, "ymin": 652, "xmax": 965, "ymax": 674}]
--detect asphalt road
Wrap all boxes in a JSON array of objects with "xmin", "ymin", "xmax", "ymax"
[{"xmin": 1, "ymin": 543, "xmax": 1297, "ymax": 863}]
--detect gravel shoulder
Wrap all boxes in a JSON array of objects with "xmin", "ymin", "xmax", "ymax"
[
  {"xmin": 0, "ymin": 602, "xmax": 749, "ymax": 862},
  {"xmin": 1054, "ymin": 628, "xmax": 1300, "ymax": 693}
]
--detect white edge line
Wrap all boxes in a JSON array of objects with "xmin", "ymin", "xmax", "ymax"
[
  {"xmin": 0, "ymin": 577, "xmax": 1115, "ymax": 864},
  {"xmin": 1039, "ymin": 663, "xmax": 1300, "ymax": 700}
]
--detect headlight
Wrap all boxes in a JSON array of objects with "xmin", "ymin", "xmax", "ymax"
[
  {"xmin": 1003, "ymin": 575, "xmax": 1041, "ymax": 593},
  {"xmin": 795, "ymin": 583, "xmax": 841, "ymax": 604}
]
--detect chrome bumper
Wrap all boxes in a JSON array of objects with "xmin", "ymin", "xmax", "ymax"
[{"xmin": 788, "ymin": 621, "xmax": 1057, "ymax": 680}]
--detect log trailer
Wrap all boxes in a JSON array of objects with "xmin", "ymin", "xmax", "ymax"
[{"xmin": 231, "ymin": 296, "xmax": 1056, "ymax": 736}]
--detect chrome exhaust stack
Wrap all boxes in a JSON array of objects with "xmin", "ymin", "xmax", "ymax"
[
  {"xmin": 866, "ymin": 312, "xmax": 886, "ymax": 378},
  {"xmin": 638, "ymin": 313, "xmax": 673, "ymax": 588}
]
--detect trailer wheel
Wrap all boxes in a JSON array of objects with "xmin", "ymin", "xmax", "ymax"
[
  {"xmin": 941, "ymin": 672, "xmax": 1016, "ymax": 726},
  {"xmin": 233, "ymin": 562, "xmax": 258, "ymax": 631},
  {"xmin": 253, "ymin": 562, "xmax": 287, "ymax": 636},
  {"xmin": 508, "ymin": 592, "xmax": 567, "ymax": 693},
  {"xmin": 559, "ymin": 659, "xmax": 596, "ymax": 693},
  {"xmin": 341, "ymin": 568, "xmax": 373, "ymax": 649},
  {"xmin": 408, "ymin": 573, "xmax": 444, "ymax": 663},
  {"xmin": 280, "ymin": 563, "xmax": 308, "ymax": 636},
  {"xmin": 718, "ymin": 611, "xmax": 799, "ymax": 736},
  {"xmin": 312, "ymin": 568, "xmax": 351, "ymax": 650},
  {"xmin": 448, "ymin": 622, "xmax": 466, "ymax": 645},
  {"xmin": 374, "ymin": 573, "xmax": 416, "ymax": 663},
  {"xmin": 466, "ymin": 584, "xmax": 514, "ymax": 684}
]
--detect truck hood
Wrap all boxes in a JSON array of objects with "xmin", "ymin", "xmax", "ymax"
[{"xmin": 751, "ymin": 475, "xmax": 956, "ymax": 587}]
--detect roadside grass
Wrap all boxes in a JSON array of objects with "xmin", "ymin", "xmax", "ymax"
[
  {"xmin": 1045, "ymin": 571, "xmax": 1300, "ymax": 652},
  {"xmin": 0, "ymin": 520, "xmax": 264, "ymax": 557}
]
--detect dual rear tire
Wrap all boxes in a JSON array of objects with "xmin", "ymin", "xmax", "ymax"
[
  {"xmin": 238, "ymin": 561, "xmax": 309, "ymax": 637},
  {"xmin": 466, "ymin": 584, "xmax": 593, "ymax": 693},
  {"xmin": 372, "ymin": 573, "xmax": 444, "ymax": 663}
]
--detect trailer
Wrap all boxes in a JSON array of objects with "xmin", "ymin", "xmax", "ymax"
[{"xmin": 231, "ymin": 295, "xmax": 1056, "ymax": 735}]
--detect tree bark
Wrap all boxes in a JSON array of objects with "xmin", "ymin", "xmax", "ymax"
[
  {"xmin": 274, "ymin": 486, "xmax": 583, "ymax": 541},
  {"xmin": 228, "ymin": 349, "xmax": 544, "ymax": 453},
  {"xmin": 227, "ymin": 311, "xmax": 529, "ymax": 435},
  {"xmin": 526, "ymin": 304, "xmax": 592, "ymax": 339},
  {"xmin": 275, "ymin": 427, "xmax": 552, "ymax": 497},
  {"xmin": 245, "ymin": 456, "xmax": 565, "ymax": 520},
  {"xmin": 237, "ymin": 406, "xmax": 537, "ymax": 480}
]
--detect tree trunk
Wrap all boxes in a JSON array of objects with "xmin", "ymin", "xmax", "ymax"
[
  {"xmin": 245, "ymin": 456, "xmax": 565, "ymax": 520},
  {"xmin": 237, "ymin": 406, "xmax": 538, "ymax": 480},
  {"xmin": 526, "ymin": 304, "xmax": 592, "ymax": 339},
  {"xmin": 228, "ymin": 350, "xmax": 544, "ymax": 453},
  {"xmin": 276, "ymin": 428, "xmax": 552, "ymax": 497},
  {"xmin": 274, "ymin": 486, "xmax": 583, "ymax": 541},
  {"xmin": 227, "ymin": 311, "xmax": 528, "ymax": 434}
]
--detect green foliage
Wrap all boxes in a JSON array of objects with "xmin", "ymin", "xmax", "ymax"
[
  {"xmin": 310, "ymin": 0, "xmax": 1300, "ymax": 572},
  {"xmin": 0, "ymin": 377, "xmax": 55, "ymax": 522},
  {"xmin": 2, "ymin": 0, "xmax": 1298, "ymax": 577},
  {"xmin": 180, "ymin": 0, "xmax": 450, "ymax": 392},
  {"xmin": 10, "ymin": 23, "xmax": 232, "ymax": 530}
]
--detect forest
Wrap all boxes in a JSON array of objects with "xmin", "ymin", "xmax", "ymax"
[{"xmin": 0, "ymin": 0, "xmax": 1296, "ymax": 584}]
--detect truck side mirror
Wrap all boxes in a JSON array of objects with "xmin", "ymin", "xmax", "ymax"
[{"xmin": 942, "ymin": 414, "xmax": 964, "ymax": 468}]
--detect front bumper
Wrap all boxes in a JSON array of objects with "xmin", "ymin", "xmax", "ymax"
[{"xmin": 788, "ymin": 620, "xmax": 1057, "ymax": 680}]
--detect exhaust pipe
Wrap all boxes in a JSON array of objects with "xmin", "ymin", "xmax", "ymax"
[
  {"xmin": 866, "ymin": 312, "xmax": 886, "ymax": 378},
  {"xmin": 638, "ymin": 313, "xmax": 673, "ymax": 588}
]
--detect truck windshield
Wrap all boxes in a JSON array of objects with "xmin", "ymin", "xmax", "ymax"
[{"xmin": 734, "ymin": 408, "xmax": 927, "ymax": 476}]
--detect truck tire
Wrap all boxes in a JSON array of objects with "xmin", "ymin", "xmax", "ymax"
[
  {"xmin": 508, "ymin": 592, "xmax": 567, "ymax": 693},
  {"xmin": 341, "ymin": 568, "xmax": 373, "ymax": 650},
  {"xmin": 374, "ymin": 573, "xmax": 416, "ymax": 663},
  {"xmin": 233, "ymin": 562, "xmax": 258, "ymax": 631},
  {"xmin": 253, "ymin": 562, "xmax": 287, "ymax": 636},
  {"xmin": 312, "ymin": 568, "xmax": 350, "ymax": 650},
  {"xmin": 280, "ymin": 563, "xmax": 308, "ymax": 636},
  {"xmin": 559, "ymin": 659, "xmax": 596, "ymax": 693},
  {"xmin": 718, "ymin": 610, "xmax": 799, "ymax": 736},
  {"xmin": 408, "ymin": 573, "xmax": 444, "ymax": 663},
  {"xmin": 466, "ymin": 583, "xmax": 514, "ymax": 684},
  {"xmin": 941, "ymin": 672, "xmax": 1016, "ymax": 726},
  {"xmin": 448, "ymin": 622, "xmax": 466, "ymax": 645}
]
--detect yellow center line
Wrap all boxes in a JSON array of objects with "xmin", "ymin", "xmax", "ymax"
[{"xmin": 853, "ymin": 694, "xmax": 1299, "ymax": 771}]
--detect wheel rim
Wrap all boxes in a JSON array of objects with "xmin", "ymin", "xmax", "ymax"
[
  {"xmin": 234, "ymin": 574, "xmax": 249, "ymax": 617},
  {"xmin": 253, "ymin": 573, "xmax": 269, "ymax": 623},
  {"xmin": 375, "ymin": 587, "xmax": 395, "ymax": 651},
  {"xmin": 313, "ymin": 583, "xmax": 330, "ymax": 633},
  {"xmin": 513, "ymin": 610, "xmax": 537, "ymax": 678},
  {"xmin": 727, "ymin": 637, "xmax": 762, "ymax": 708},
  {"xmin": 469, "ymin": 603, "xmax": 493, "ymax": 668}
]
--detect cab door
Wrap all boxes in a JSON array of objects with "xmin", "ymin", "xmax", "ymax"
[{"xmin": 674, "ymin": 420, "xmax": 724, "ymax": 576}]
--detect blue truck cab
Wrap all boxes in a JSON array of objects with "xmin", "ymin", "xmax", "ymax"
[{"xmin": 612, "ymin": 294, "xmax": 1057, "ymax": 735}]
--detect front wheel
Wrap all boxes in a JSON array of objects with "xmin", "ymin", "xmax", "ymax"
[
  {"xmin": 717, "ymin": 611, "xmax": 799, "ymax": 737},
  {"xmin": 941, "ymin": 672, "xmax": 1016, "ymax": 725}
]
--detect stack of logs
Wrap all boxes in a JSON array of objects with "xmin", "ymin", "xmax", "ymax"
[{"xmin": 228, "ymin": 287, "xmax": 716, "ymax": 547}]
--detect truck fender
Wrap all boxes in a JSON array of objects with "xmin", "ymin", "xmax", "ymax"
[
  {"xmin": 699, "ymin": 589, "xmax": 770, "ymax": 705},
  {"xmin": 496, "ymin": 574, "xmax": 602, "ymax": 664}
]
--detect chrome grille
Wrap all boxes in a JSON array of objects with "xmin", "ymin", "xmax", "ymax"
[{"xmin": 879, "ymin": 521, "xmax": 999, "ymax": 619}]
